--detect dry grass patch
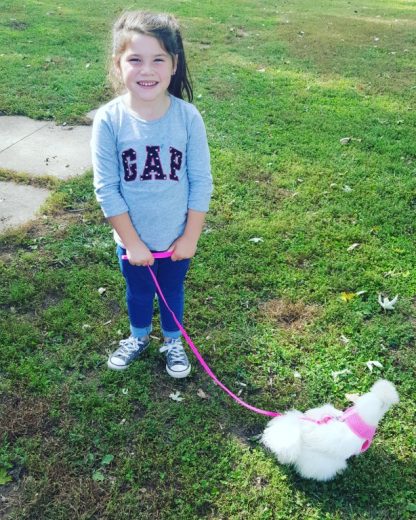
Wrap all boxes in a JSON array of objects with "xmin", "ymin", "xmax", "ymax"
[
  {"xmin": 250, "ymin": 170, "xmax": 296, "ymax": 207},
  {"xmin": 15, "ymin": 469, "xmax": 109, "ymax": 519},
  {"xmin": 0, "ymin": 212, "xmax": 83, "ymax": 257},
  {"xmin": 0, "ymin": 482, "xmax": 23, "ymax": 518},
  {"xmin": 0, "ymin": 394, "xmax": 57, "ymax": 442},
  {"xmin": 260, "ymin": 298, "xmax": 319, "ymax": 330}
]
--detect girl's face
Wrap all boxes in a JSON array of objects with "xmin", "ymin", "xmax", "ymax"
[{"xmin": 116, "ymin": 33, "xmax": 177, "ymax": 107}]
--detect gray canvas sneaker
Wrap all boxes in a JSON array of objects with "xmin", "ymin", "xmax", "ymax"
[
  {"xmin": 107, "ymin": 335, "xmax": 150, "ymax": 370},
  {"xmin": 159, "ymin": 337, "xmax": 191, "ymax": 378}
]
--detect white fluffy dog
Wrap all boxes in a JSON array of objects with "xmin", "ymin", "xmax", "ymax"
[{"xmin": 261, "ymin": 379, "xmax": 399, "ymax": 481}]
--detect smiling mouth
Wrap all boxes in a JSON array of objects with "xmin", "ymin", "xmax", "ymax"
[{"xmin": 137, "ymin": 81, "xmax": 158, "ymax": 87}]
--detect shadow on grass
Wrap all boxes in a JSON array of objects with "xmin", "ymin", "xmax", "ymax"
[{"xmin": 290, "ymin": 447, "xmax": 415, "ymax": 519}]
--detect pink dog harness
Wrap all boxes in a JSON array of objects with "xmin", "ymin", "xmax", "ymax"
[
  {"xmin": 340, "ymin": 407, "xmax": 376, "ymax": 452},
  {"xmin": 121, "ymin": 250, "xmax": 377, "ymax": 451},
  {"xmin": 302, "ymin": 407, "xmax": 376, "ymax": 452}
]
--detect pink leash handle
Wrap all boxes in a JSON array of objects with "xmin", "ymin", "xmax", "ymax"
[
  {"xmin": 121, "ymin": 251, "xmax": 280, "ymax": 417},
  {"xmin": 121, "ymin": 251, "xmax": 172, "ymax": 260}
]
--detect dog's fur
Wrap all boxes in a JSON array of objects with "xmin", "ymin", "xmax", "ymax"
[{"xmin": 261, "ymin": 380, "xmax": 399, "ymax": 481}]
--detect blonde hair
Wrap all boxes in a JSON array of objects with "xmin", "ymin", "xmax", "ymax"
[{"xmin": 109, "ymin": 10, "xmax": 193, "ymax": 100}]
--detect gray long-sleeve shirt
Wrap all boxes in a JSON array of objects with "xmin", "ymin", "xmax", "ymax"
[{"xmin": 91, "ymin": 95, "xmax": 213, "ymax": 251}]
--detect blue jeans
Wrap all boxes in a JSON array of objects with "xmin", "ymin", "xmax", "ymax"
[{"xmin": 117, "ymin": 246, "xmax": 190, "ymax": 339}]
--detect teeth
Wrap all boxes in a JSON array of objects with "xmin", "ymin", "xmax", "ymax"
[{"xmin": 139, "ymin": 81, "xmax": 157, "ymax": 86}]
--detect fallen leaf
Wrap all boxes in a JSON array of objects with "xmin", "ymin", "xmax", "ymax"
[
  {"xmin": 249, "ymin": 237, "xmax": 263, "ymax": 243},
  {"xmin": 331, "ymin": 369, "xmax": 351, "ymax": 381},
  {"xmin": 340, "ymin": 137, "xmax": 351, "ymax": 145},
  {"xmin": 197, "ymin": 389, "xmax": 209, "ymax": 399},
  {"xmin": 293, "ymin": 370, "xmax": 302, "ymax": 379},
  {"xmin": 169, "ymin": 391, "xmax": 183, "ymax": 402},
  {"xmin": 378, "ymin": 294, "xmax": 398, "ymax": 310},
  {"xmin": 347, "ymin": 243, "xmax": 360, "ymax": 252},
  {"xmin": 342, "ymin": 185, "xmax": 353, "ymax": 192},
  {"xmin": 340, "ymin": 335, "xmax": 350, "ymax": 344},
  {"xmin": 98, "ymin": 287, "xmax": 106, "ymax": 295},
  {"xmin": 341, "ymin": 291, "xmax": 356, "ymax": 302},
  {"xmin": 255, "ymin": 476, "xmax": 264, "ymax": 489},
  {"xmin": 365, "ymin": 360, "xmax": 383, "ymax": 372}
]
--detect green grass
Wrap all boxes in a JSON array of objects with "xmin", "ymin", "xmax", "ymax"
[{"xmin": 1, "ymin": 0, "xmax": 416, "ymax": 518}]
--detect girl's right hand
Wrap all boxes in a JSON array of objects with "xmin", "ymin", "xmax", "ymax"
[{"xmin": 125, "ymin": 243, "xmax": 154, "ymax": 266}]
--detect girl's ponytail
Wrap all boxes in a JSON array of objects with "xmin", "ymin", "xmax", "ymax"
[
  {"xmin": 169, "ymin": 29, "xmax": 193, "ymax": 101},
  {"xmin": 110, "ymin": 11, "xmax": 193, "ymax": 102}
]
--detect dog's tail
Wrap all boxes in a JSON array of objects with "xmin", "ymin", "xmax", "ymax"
[
  {"xmin": 261, "ymin": 411, "xmax": 302, "ymax": 464},
  {"xmin": 371, "ymin": 379, "xmax": 399, "ymax": 406}
]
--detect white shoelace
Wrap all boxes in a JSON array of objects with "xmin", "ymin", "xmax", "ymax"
[
  {"xmin": 160, "ymin": 339, "xmax": 188, "ymax": 366},
  {"xmin": 115, "ymin": 337, "xmax": 145, "ymax": 361}
]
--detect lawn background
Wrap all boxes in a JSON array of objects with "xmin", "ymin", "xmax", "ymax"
[{"xmin": 1, "ymin": 0, "xmax": 415, "ymax": 518}]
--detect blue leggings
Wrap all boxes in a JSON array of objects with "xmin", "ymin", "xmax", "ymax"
[{"xmin": 117, "ymin": 246, "xmax": 190, "ymax": 339}]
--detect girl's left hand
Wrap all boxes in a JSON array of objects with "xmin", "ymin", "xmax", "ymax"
[{"xmin": 169, "ymin": 235, "xmax": 197, "ymax": 261}]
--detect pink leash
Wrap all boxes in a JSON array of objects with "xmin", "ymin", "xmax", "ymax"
[
  {"xmin": 121, "ymin": 250, "xmax": 376, "ymax": 444},
  {"xmin": 121, "ymin": 251, "xmax": 280, "ymax": 417}
]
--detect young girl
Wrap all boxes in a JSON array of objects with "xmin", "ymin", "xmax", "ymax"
[{"xmin": 91, "ymin": 11, "xmax": 213, "ymax": 378}]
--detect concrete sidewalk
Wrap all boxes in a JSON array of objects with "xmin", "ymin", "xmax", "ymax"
[{"xmin": 0, "ymin": 111, "xmax": 96, "ymax": 233}]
